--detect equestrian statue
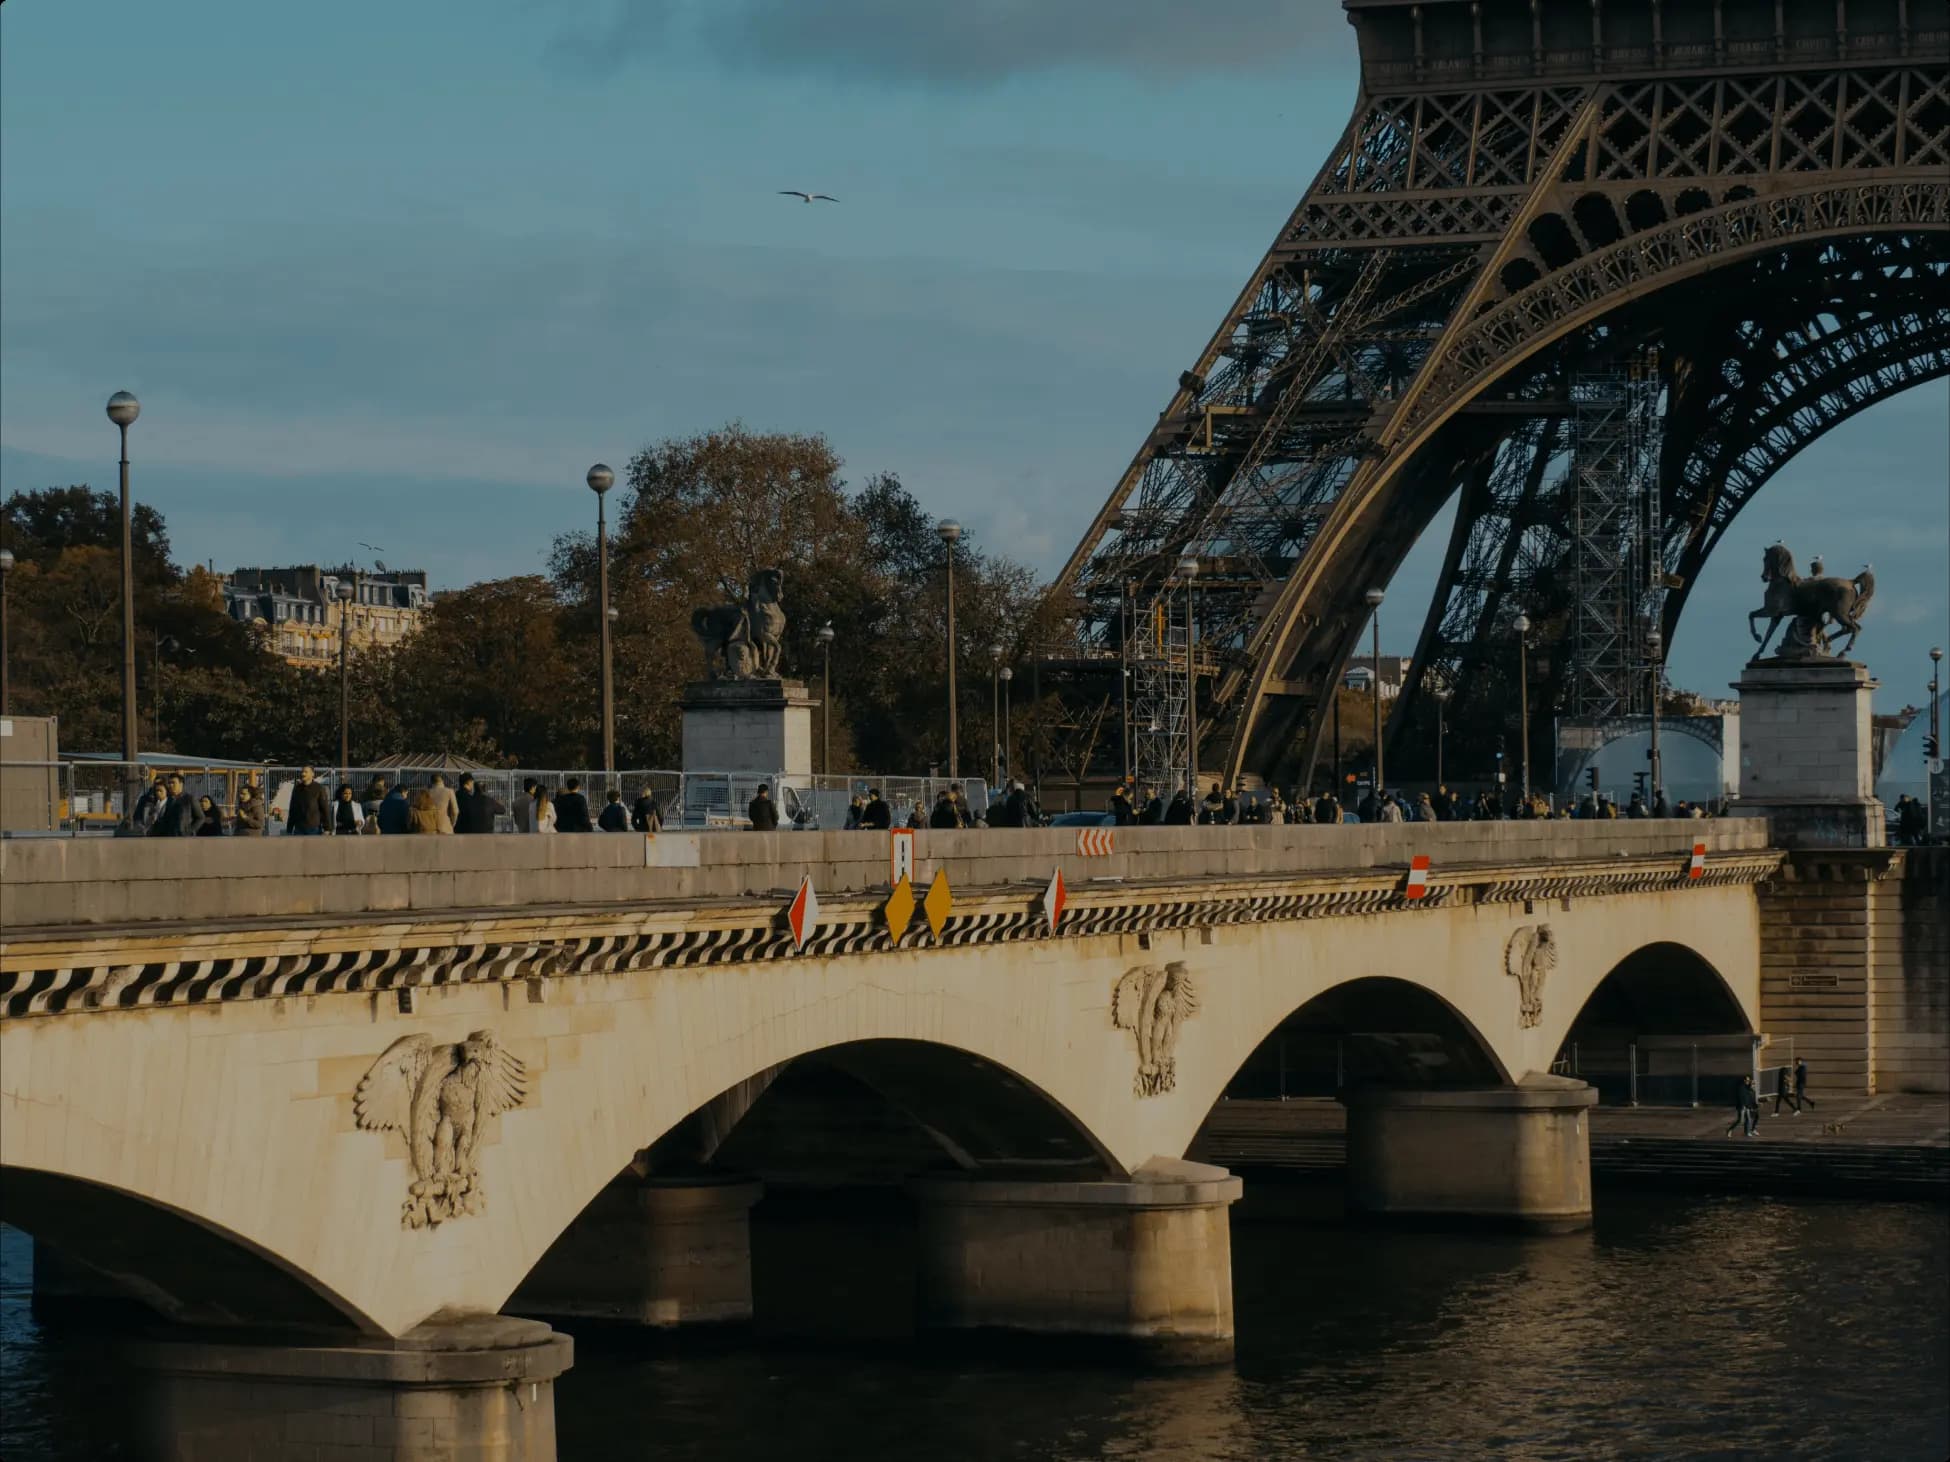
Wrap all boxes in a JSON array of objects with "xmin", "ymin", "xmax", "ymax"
[
  {"xmin": 1747, "ymin": 544, "xmax": 1874, "ymax": 662},
  {"xmin": 691, "ymin": 567, "xmax": 787, "ymax": 680}
]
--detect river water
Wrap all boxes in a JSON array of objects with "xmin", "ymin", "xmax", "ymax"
[{"xmin": 3, "ymin": 1190, "xmax": 1946, "ymax": 1460}]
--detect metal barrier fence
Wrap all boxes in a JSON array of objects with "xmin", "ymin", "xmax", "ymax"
[{"xmin": 0, "ymin": 760, "xmax": 995, "ymax": 836}]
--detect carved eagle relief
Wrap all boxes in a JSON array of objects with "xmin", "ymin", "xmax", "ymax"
[
  {"xmin": 1112, "ymin": 962, "xmax": 1199, "ymax": 1097},
  {"xmin": 1504, "ymin": 924, "xmax": 1557, "ymax": 1031},
  {"xmin": 355, "ymin": 1030, "xmax": 529, "ymax": 1230}
]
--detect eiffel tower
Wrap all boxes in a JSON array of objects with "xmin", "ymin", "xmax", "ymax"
[{"xmin": 1054, "ymin": 0, "xmax": 1949, "ymax": 794}]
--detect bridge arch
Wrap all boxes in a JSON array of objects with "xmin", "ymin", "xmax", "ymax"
[
  {"xmin": 0, "ymin": 1170, "xmax": 379, "ymax": 1333},
  {"xmin": 1542, "ymin": 941, "xmax": 1755, "ymax": 1103}
]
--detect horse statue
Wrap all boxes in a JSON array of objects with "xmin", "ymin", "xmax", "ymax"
[
  {"xmin": 691, "ymin": 568, "xmax": 787, "ymax": 680},
  {"xmin": 1747, "ymin": 544, "xmax": 1874, "ymax": 661}
]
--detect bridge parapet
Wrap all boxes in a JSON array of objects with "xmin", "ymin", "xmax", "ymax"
[{"xmin": 0, "ymin": 819, "xmax": 1776, "ymax": 937}]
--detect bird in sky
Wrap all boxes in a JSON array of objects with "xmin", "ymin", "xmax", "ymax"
[{"xmin": 778, "ymin": 191, "xmax": 839, "ymax": 204}]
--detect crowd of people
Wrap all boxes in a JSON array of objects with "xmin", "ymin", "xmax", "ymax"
[{"xmin": 1083, "ymin": 780, "xmax": 1723, "ymax": 826}]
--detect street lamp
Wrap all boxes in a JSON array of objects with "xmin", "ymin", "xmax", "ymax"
[
  {"xmin": 336, "ymin": 579, "xmax": 356, "ymax": 774},
  {"xmin": 938, "ymin": 520, "xmax": 963, "ymax": 779},
  {"xmin": 1514, "ymin": 611, "xmax": 1533, "ymax": 807},
  {"xmin": 999, "ymin": 665, "xmax": 1014, "ymax": 784},
  {"xmin": 1364, "ymin": 588, "xmax": 1386, "ymax": 799},
  {"xmin": 1177, "ymin": 555, "xmax": 1200, "ymax": 796},
  {"xmin": 0, "ymin": 547, "xmax": 14, "ymax": 716},
  {"xmin": 1433, "ymin": 686, "xmax": 1451, "ymax": 789},
  {"xmin": 989, "ymin": 643, "xmax": 1006, "ymax": 790},
  {"xmin": 1930, "ymin": 646, "xmax": 1943, "ymax": 837},
  {"xmin": 106, "ymin": 391, "xmax": 141, "ymax": 781},
  {"xmin": 816, "ymin": 623, "xmax": 835, "ymax": 776},
  {"xmin": 1647, "ymin": 626, "xmax": 1664, "ymax": 810},
  {"xmin": 587, "ymin": 464, "xmax": 616, "ymax": 779}
]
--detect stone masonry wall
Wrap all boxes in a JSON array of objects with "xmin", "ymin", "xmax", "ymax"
[{"xmin": 1871, "ymin": 848, "xmax": 1949, "ymax": 1093}]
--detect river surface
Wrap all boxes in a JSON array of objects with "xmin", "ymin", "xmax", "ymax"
[{"xmin": 3, "ymin": 1190, "xmax": 1946, "ymax": 1460}]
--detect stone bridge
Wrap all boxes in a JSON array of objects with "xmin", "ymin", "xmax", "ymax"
[{"xmin": 4, "ymin": 821, "xmax": 1938, "ymax": 1460}]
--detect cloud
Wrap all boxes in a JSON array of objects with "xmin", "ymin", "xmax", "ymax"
[{"xmin": 549, "ymin": 0, "xmax": 1350, "ymax": 83}]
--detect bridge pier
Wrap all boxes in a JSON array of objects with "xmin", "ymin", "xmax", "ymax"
[
  {"xmin": 1342, "ymin": 1075, "xmax": 1598, "ymax": 1233},
  {"xmin": 130, "ymin": 1314, "xmax": 572, "ymax": 1462},
  {"xmin": 909, "ymin": 1160, "xmax": 1242, "ymax": 1366},
  {"xmin": 510, "ymin": 1173, "xmax": 764, "ymax": 1329}
]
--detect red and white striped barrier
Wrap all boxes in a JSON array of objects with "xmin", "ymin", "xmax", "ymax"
[
  {"xmin": 1404, "ymin": 854, "xmax": 1432, "ymax": 901},
  {"xmin": 1043, "ymin": 868, "xmax": 1068, "ymax": 932},
  {"xmin": 1075, "ymin": 828, "xmax": 1115, "ymax": 857},
  {"xmin": 1688, "ymin": 842, "xmax": 1706, "ymax": 880}
]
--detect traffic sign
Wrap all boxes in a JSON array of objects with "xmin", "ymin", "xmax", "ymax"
[
  {"xmin": 1075, "ymin": 827, "xmax": 1114, "ymax": 856},
  {"xmin": 890, "ymin": 828, "xmax": 915, "ymax": 885},
  {"xmin": 1404, "ymin": 854, "xmax": 1432, "ymax": 901},
  {"xmin": 884, "ymin": 875, "xmax": 916, "ymax": 945},
  {"xmin": 1042, "ymin": 868, "xmax": 1068, "ymax": 933},
  {"xmin": 786, "ymin": 875, "xmax": 820, "ymax": 949},
  {"xmin": 924, "ymin": 869, "xmax": 953, "ymax": 939}
]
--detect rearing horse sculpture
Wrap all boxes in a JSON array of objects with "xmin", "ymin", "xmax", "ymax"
[{"xmin": 1747, "ymin": 544, "xmax": 1874, "ymax": 661}]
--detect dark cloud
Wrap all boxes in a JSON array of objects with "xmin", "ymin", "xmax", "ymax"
[{"xmin": 550, "ymin": 0, "xmax": 1350, "ymax": 83}]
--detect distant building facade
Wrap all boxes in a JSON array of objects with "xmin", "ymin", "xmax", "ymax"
[
  {"xmin": 223, "ymin": 566, "xmax": 429, "ymax": 667},
  {"xmin": 1342, "ymin": 655, "xmax": 1415, "ymax": 699}
]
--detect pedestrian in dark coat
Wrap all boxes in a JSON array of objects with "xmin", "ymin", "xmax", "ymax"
[
  {"xmin": 859, "ymin": 791, "xmax": 892, "ymax": 830},
  {"xmin": 1003, "ymin": 784, "xmax": 1032, "ymax": 829},
  {"xmin": 334, "ymin": 785, "xmax": 362, "ymax": 835},
  {"xmin": 453, "ymin": 774, "xmax": 502, "ymax": 834},
  {"xmin": 748, "ymin": 784, "xmax": 780, "ymax": 831},
  {"xmin": 631, "ymin": 788, "xmax": 663, "ymax": 833},
  {"xmin": 1773, "ymin": 1063, "xmax": 1799, "ymax": 1115},
  {"xmin": 376, "ymin": 785, "xmax": 411, "ymax": 836},
  {"xmin": 928, "ymin": 791, "xmax": 962, "ymax": 829},
  {"xmin": 285, "ymin": 767, "xmax": 331, "ymax": 836},
  {"xmin": 553, "ymin": 777, "xmax": 594, "ymax": 833},
  {"xmin": 1726, "ymin": 1075, "xmax": 1760, "ymax": 1138},
  {"xmin": 195, "ymin": 795, "xmax": 225, "ymax": 836},
  {"xmin": 1110, "ymin": 787, "xmax": 1135, "ymax": 825},
  {"xmin": 598, "ymin": 789, "xmax": 630, "ymax": 831},
  {"xmin": 147, "ymin": 776, "xmax": 204, "ymax": 837},
  {"xmin": 1794, "ymin": 1058, "xmax": 1815, "ymax": 1109},
  {"xmin": 233, "ymin": 784, "xmax": 267, "ymax": 836},
  {"xmin": 130, "ymin": 776, "xmax": 168, "ymax": 834},
  {"xmin": 1165, "ymin": 791, "xmax": 1193, "ymax": 825}
]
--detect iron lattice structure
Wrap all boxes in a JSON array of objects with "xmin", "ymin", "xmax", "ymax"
[{"xmin": 1053, "ymin": 0, "xmax": 1950, "ymax": 789}]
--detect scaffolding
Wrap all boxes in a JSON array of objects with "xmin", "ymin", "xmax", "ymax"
[
  {"xmin": 1567, "ymin": 355, "xmax": 1666, "ymax": 717},
  {"xmin": 1130, "ymin": 591, "xmax": 1191, "ymax": 795}
]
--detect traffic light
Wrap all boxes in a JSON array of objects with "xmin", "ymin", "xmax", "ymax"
[
  {"xmin": 1586, "ymin": 767, "xmax": 1600, "ymax": 791},
  {"xmin": 1927, "ymin": 734, "xmax": 1941, "ymax": 760}
]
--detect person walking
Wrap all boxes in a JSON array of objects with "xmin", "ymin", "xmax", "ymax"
[
  {"xmin": 512, "ymin": 777, "xmax": 540, "ymax": 834},
  {"xmin": 194, "ymin": 795, "xmax": 225, "ymax": 836},
  {"xmin": 531, "ymin": 787, "xmax": 557, "ymax": 834},
  {"xmin": 843, "ymin": 794, "xmax": 864, "ymax": 830},
  {"xmin": 1314, "ymin": 790, "xmax": 1340, "ymax": 826},
  {"xmin": 1726, "ymin": 1074, "xmax": 1760, "ymax": 1138},
  {"xmin": 453, "ymin": 773, "xmax": 503, "ymax": 834},
  {"xmin": 1138, "ymin": 787, "xmax": 1165, "ymax": 825},
  {"xmin": 598, "ymin": 788, "xmax": 630, "ymax": 831},
  {"xmin": 129, "ymin": 774, "xmax": 168, "ymax": 834},
  {"xmin": 631, "ymin": 787, "xmax": 664, "ymax": 833},
  {"xmin": 859, "ymin": 789, "xmax": 892, "ymax": 830},
  {"xmin": 1794, "ymin": 1058, "xmax": 1814, "ymax": 1111},
  {"xmin": 333, "ymin": 784, "xmax": 362, "ymax": 835},
  {"xmin": 747, "ymin": 783, "xmax": 780, "ymax": 831},
  {"xmin": 553, "ymin": 777, "xmax": 594, "ymax": 833},
  {"xmin": 407, "ymin": 788, "xmax": 442, "ymax": 835},
  {"xmin": 1110, "ymin": 785, "xmax": 1135, "ymax": 826},
  {"xmin": 1773, "ymin": 1062, "xmax": 1799, "ymax": 1116},
  {"xmin": 928, "ymin": 788, "xmax": 961, "ymax": 829},
  {"xmin": 1164, "ymin": 790, "xmax": 1192, "ymax": 825},
  {"xmin": 376, "ymin": 783, "xmax": 411, "ymax": 836},
  {"xmin": 425, "ymin": 773, "xmax": 459, "ymax": 835},
  {"xmin": 286, "ymin": 766, "xmax": 330, "ymax": 836},
  {"xmin": 233, "ymin": 783, "xmax": 266, "ymax": 837},
  {"xmin": 147, "ymin": 775, "xmax": 203, "ymax": 837}
]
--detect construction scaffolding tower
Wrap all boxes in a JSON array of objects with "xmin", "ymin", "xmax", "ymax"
[
  {"xmin": 1567, "ymin": 355, "xmax": 1666, "ymax": 717},
  {"xmin": 1130, "ymin": 590, "xmax": 1191, "ymax": 795}
]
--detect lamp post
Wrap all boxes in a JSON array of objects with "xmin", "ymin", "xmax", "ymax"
[
  {"xmin": 107, "ymin": 391, "xmax": 141, "ymax": 777},
  {"xmin": 990, "ymin": 644, "xmax": 1006, "ymax": 789},
  {"xmin": 1364, "ymin": 588, "xmax": 1386, "ymax": 798},
  {"xmin": 999, "ymin": 665, "xmax": 1013, "ymax": 784},
  {"xmin": 938, "ymin": 520, "xmax": 963, "ymax": 779},
  {"xmin": 586, "ymin": 464, "xmax": 616, "ymax": 780},
  {"xmin": 1514, "ymin": 611, "xmax": 1533, "ymax": 807},
  {"xmin": 817, "ymin": 623, "xmax": 835, "ymax": 775},
  {"xmin": 1177, "ymin": 555, "xmax": 1200, "ymax": 796},
  {"xmin": 0, "ymin": 547, "xmax": 14, "ymax": 716},
  {"xmin": 336, "ymin": 579, "xmax": 356, "ymax": 774},
  {"xmin": 153, "ymin": 633, "xmax": 180, "ymax": 749},
  {"xmin": 1647, "ymin": 626, "xmax": 1664, "ymax": 809},
  {"xmin": 1434, "ymin": 686, "xmax": 1451, "ymax": 789}
]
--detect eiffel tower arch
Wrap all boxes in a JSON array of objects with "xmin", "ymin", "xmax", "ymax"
[{"xmin": 1054, "ymin": 0, "xmax": 1950, "ymax": 792}]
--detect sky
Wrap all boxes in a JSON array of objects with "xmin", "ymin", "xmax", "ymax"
[{"xmin": 3, "ymin": 0, "xmax": 1945, "ymax": 712}]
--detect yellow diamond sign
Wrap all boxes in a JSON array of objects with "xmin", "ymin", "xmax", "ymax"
[
  {"xmin": 923, "ymin": 868, "xmax": 953, "ymax": 939},
  {"xmin": 884, "ymin": 874, "xmax": 916, "ymax": 945}
]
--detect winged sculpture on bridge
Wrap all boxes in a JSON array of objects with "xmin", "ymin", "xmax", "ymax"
[{"xmin": 355, "ymin": 1030, "xmax": 530, "ymax": 1229}]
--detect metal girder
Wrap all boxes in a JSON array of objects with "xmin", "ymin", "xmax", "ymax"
[{"xmin": 1053, "ymin": 19, "xmax": 1948, "ymax": 791}]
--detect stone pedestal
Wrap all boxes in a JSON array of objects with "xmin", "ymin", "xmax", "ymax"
[
  {"xmin": 909, "ymin": 1159, "xmax": 1241, "ymax": 1366},
  {"xmin": 679, "ymin": 679, "xmax": 814, "ymax": 777},
  {"xmin": 510, "ymin": 1174, "xmax": 763, "ymax": 1328},
  {"xmin": 1730, "ymin": 658, "xmax": 1884, "ymax": 848},
  {"xmin": 1342, "ymin": 1075, "xmax": 1597, "ymax": 1233},
  {"xmin": 130, "ymin": 1314, "xmax": 572, "ymax": 1462}
]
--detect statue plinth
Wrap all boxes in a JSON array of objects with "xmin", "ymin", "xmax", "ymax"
[
  {"xmin": 680, "ymin": 679, "xmax": 815, "ymax": 777},
  {"xmin": 1728, "ymin": 657, "xmax": 1884, "ymax": 848}
]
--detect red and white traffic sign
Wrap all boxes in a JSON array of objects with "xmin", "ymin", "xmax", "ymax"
[
  {"xmin": 1043, "ymin": 867, "xmax": 1068, "ymax": 932},
  {"xmin": 787, "ymin": 875, "xmax": 820, "ymax": 949},
  {"xmin": 1075, "ymin": 827, "xmax": 1114, "ymax": 857},
  {"xmin": 890, "ymin": 828, "xmax": 915, "ymax": 886},
  {"xmin": 1688, "ymin": 842, "xmax": 1707, "ymax": 880},
  {"xmin": 1404, "ymin": 854, "xmax": 1432, "ymax": 901}
]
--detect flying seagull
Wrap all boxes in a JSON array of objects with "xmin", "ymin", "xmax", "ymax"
[{"xmin": 778, "ymin": 190, "xmax": 839, "ymax": 204}]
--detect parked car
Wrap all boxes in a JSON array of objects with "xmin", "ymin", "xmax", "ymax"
[{"xmin": 1048, "ymin": 811, "xmax": 1115, "ymax": 828}]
